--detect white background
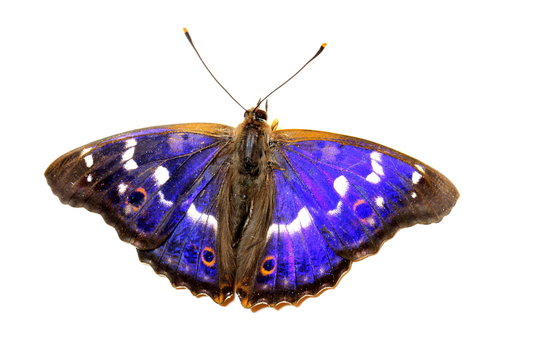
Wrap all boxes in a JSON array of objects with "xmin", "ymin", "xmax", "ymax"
[{"xmin": 1, "ymin": 1, "xmax": 539, "ymax": 359}]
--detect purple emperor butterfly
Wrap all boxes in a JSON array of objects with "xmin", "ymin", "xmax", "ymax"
[{"xmin": 45, "ymin": 29, "xmax": 458, "ymax": 309}]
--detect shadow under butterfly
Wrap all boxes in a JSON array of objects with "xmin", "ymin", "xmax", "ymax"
[{"xmin": 45, "ymin": 29, "xmax": 459, "ymax": 310}]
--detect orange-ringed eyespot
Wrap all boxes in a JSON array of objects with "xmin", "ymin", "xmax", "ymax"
[
  {"xmin": 260, "ymin": 256, "xmax": 276, "ymax": 276},
  {"xmin": 353, "ymin": 199, "xmax": 372, "ymax": 219},
  {"xmin": 201, "ymin": 247, "xmax": 216, "ymax": 267},
  {"xmin": 127, "ymin": 187, "xmax": 147, "ymax": 210}
]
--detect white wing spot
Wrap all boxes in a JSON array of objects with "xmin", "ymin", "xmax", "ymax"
[
  {"xmin": 86, "ymin": 174, "xmax": 93, "ymax": 182},
  {"xmin": 411, "ymin": 192, "xmax": 417, "ymax": 198},
  {"xmin": 186, "ymin": 204, "xmax": 218, "ymax": 233},
  {"xmin": 154, "ymin": 166, "xmax": 170, "ymax": 185},
  {"xmin": 327, "ymin": 201, "xmax": 343, "ymax": 216},
  {"xmin": 365, "ymin": 217, "xmax": 376, "ymax": 226},
  {"xmin": 415, "ymin": 164, "xmax": 425, "ymax": 173},
  {"xmin": 124, "ymin": 159, "xmax": 138, "ymax": 170},
  {"xmin": 375, "ymin": 196, "xmax": 385, "ymax": 208},
  {"xmin": 370, "ymin": 152, "xmax": 384, "ymax": 176},
  {"xmin": 122, "ymin": 147, "xmax": 135, "ymax": 161},
  {"xmin": 158, "ymin": 191, "xmax": 173, "ymax": 207},
  {"xmin": 81, "ymin": 147, "xmax": 92, "ymax": 156},
  {"xmin": 371, "ymin": 160, "xmax": 384, "ymax": 176},
  {"xmin": 118, "ymin": 183, "xmax": 128, "ymax": 194},
  {"xmin": 333, "ymin": 176, "xmax": 349, "ymax": 197},
  {"xmin": 412, "ymin": 171, "xmax": 422, "ymax": 184},
  {"xmin": 125, "ymin": 138, "xmax": 137, "ymax": 148},
  {"xmin": 366, "ymin": 172, "xmax": 381, "ymax": 184},
  {"xmin": 370, "ymin": 151, "xmax": 382, "ymax": 162},
  {"xmin": 366, "ymin": 151, "xmax": 384, "ymax": 180},
  {"xmin": 267, "ymin": 207, "xmax": 313, "ymax": 239},
  {"xmin": 84, "ymin": 154, "xmax": 93, "ymax": 168}
]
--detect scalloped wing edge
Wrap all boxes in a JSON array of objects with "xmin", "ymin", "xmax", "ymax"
[
  {"xmin": 137, "ymin": 250, "xmax": 235, "ymax": 305},
  {"xmin": 242, "ymin": 202, "xmax": 457, "ymax": 311}
]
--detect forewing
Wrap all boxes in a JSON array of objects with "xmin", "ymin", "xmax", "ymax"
[
  {"xmin": 45, "ymin": 123, "xmax": 233, "ymax": 250},
  {"xmin": 241, "ymin": 129, "xmax": 458, "ymax": 308}
]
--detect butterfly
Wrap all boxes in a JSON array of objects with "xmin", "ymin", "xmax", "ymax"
[{"xmin": 45, "ymin": 30, "xmax": 459, "ymax": 309}]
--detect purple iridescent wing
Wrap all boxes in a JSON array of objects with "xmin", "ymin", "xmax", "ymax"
[
  {"xmin": 45, "ymin": 123, "xmax": 232, "ymax": 249},
  {"xmin": 238, "ymin": 166, "xmax": 352, "ymax": 308},
  {"xmin": 241, "ymin": 130, "xmax": 458, "ymax": 308},
  {"xmin": 45, "ymin": 123, "xmax": 235, "ymax": 303},
  {"xmin": 137, "ymin": 164, "xmax": 233, "ymax": 303}
]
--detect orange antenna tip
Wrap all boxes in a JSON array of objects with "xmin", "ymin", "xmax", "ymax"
[
  {"xmin": 321, "ymin": 43, "xmax": 327, "ymax": 47},
  {"xmin": 183, "ymin": 27, "xmax": 188, "ymax": 33}
]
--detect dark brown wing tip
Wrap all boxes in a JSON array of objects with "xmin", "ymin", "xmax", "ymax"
[
  {"xmin": 343, "ymin": 165, "xmax": 459, "ymax": 262},
  {"xmin": 412, "ymin": 164, "xmax": 459, "ymax": 224},
  {"xmin": 45, "ymin": 147, "xmax": 169, "ymax": 250}
]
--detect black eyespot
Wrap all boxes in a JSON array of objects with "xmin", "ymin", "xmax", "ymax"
[
  {"xmin": 201, "ymin": 247, "xmax": 216, "ymax": 267},
  {"xmin": 203, "ymin": 249, "xmax": 214, "ymax": 263},
  {"xmin": 128, "ymin": 188, "xmax": 146, "ymax": 207},
  {"xmin": 263, "ymin": 258, "xmax": 275, "ymax": 271},
  {"xmin": 260, "ymin": 255, "xmax": 276, "ymax": 276}
]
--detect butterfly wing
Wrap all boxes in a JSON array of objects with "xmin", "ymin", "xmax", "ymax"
[
  {"xmin": 46, "ymin": 123, "xmax": 236, "ymax": 303},
  {"xmin": 239, "ymin": 129, "xmax": 458, "ymax": 308},
  {"xmin": 237, "ymin": 165, "xmax": 352, "ymax": 308},
  {"xmin": 45, "ymin": 123, "xmax": 233, "ymax": 250},
  {"xmin": 137, "ymin": 163, "xmax": 234, "ymax": 303}
]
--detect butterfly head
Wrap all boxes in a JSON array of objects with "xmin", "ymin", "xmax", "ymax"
[{"xmin": 244, "ymin": 108, "xmax": 268, "ymax": 122}]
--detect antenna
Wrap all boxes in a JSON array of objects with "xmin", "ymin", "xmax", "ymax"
[
  {"xmin": 183, "ymin": 28, "xmax": 327, "ymax": 110},
  {"xmin": 183, "ymin": 28, "xmax": 246, "ymax": 111},
  {"xmin": 257, "ymin": 42, "xmax": 327, "ymax": 107}
]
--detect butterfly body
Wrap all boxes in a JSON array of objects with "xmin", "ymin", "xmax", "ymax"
[
  {"xmin": 46, "ymin": 107, "xmax": 458, "ymax": 309},
  {"xmin": 215, "ymin": 108, "xmax": 276, "ymax": 303}
]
